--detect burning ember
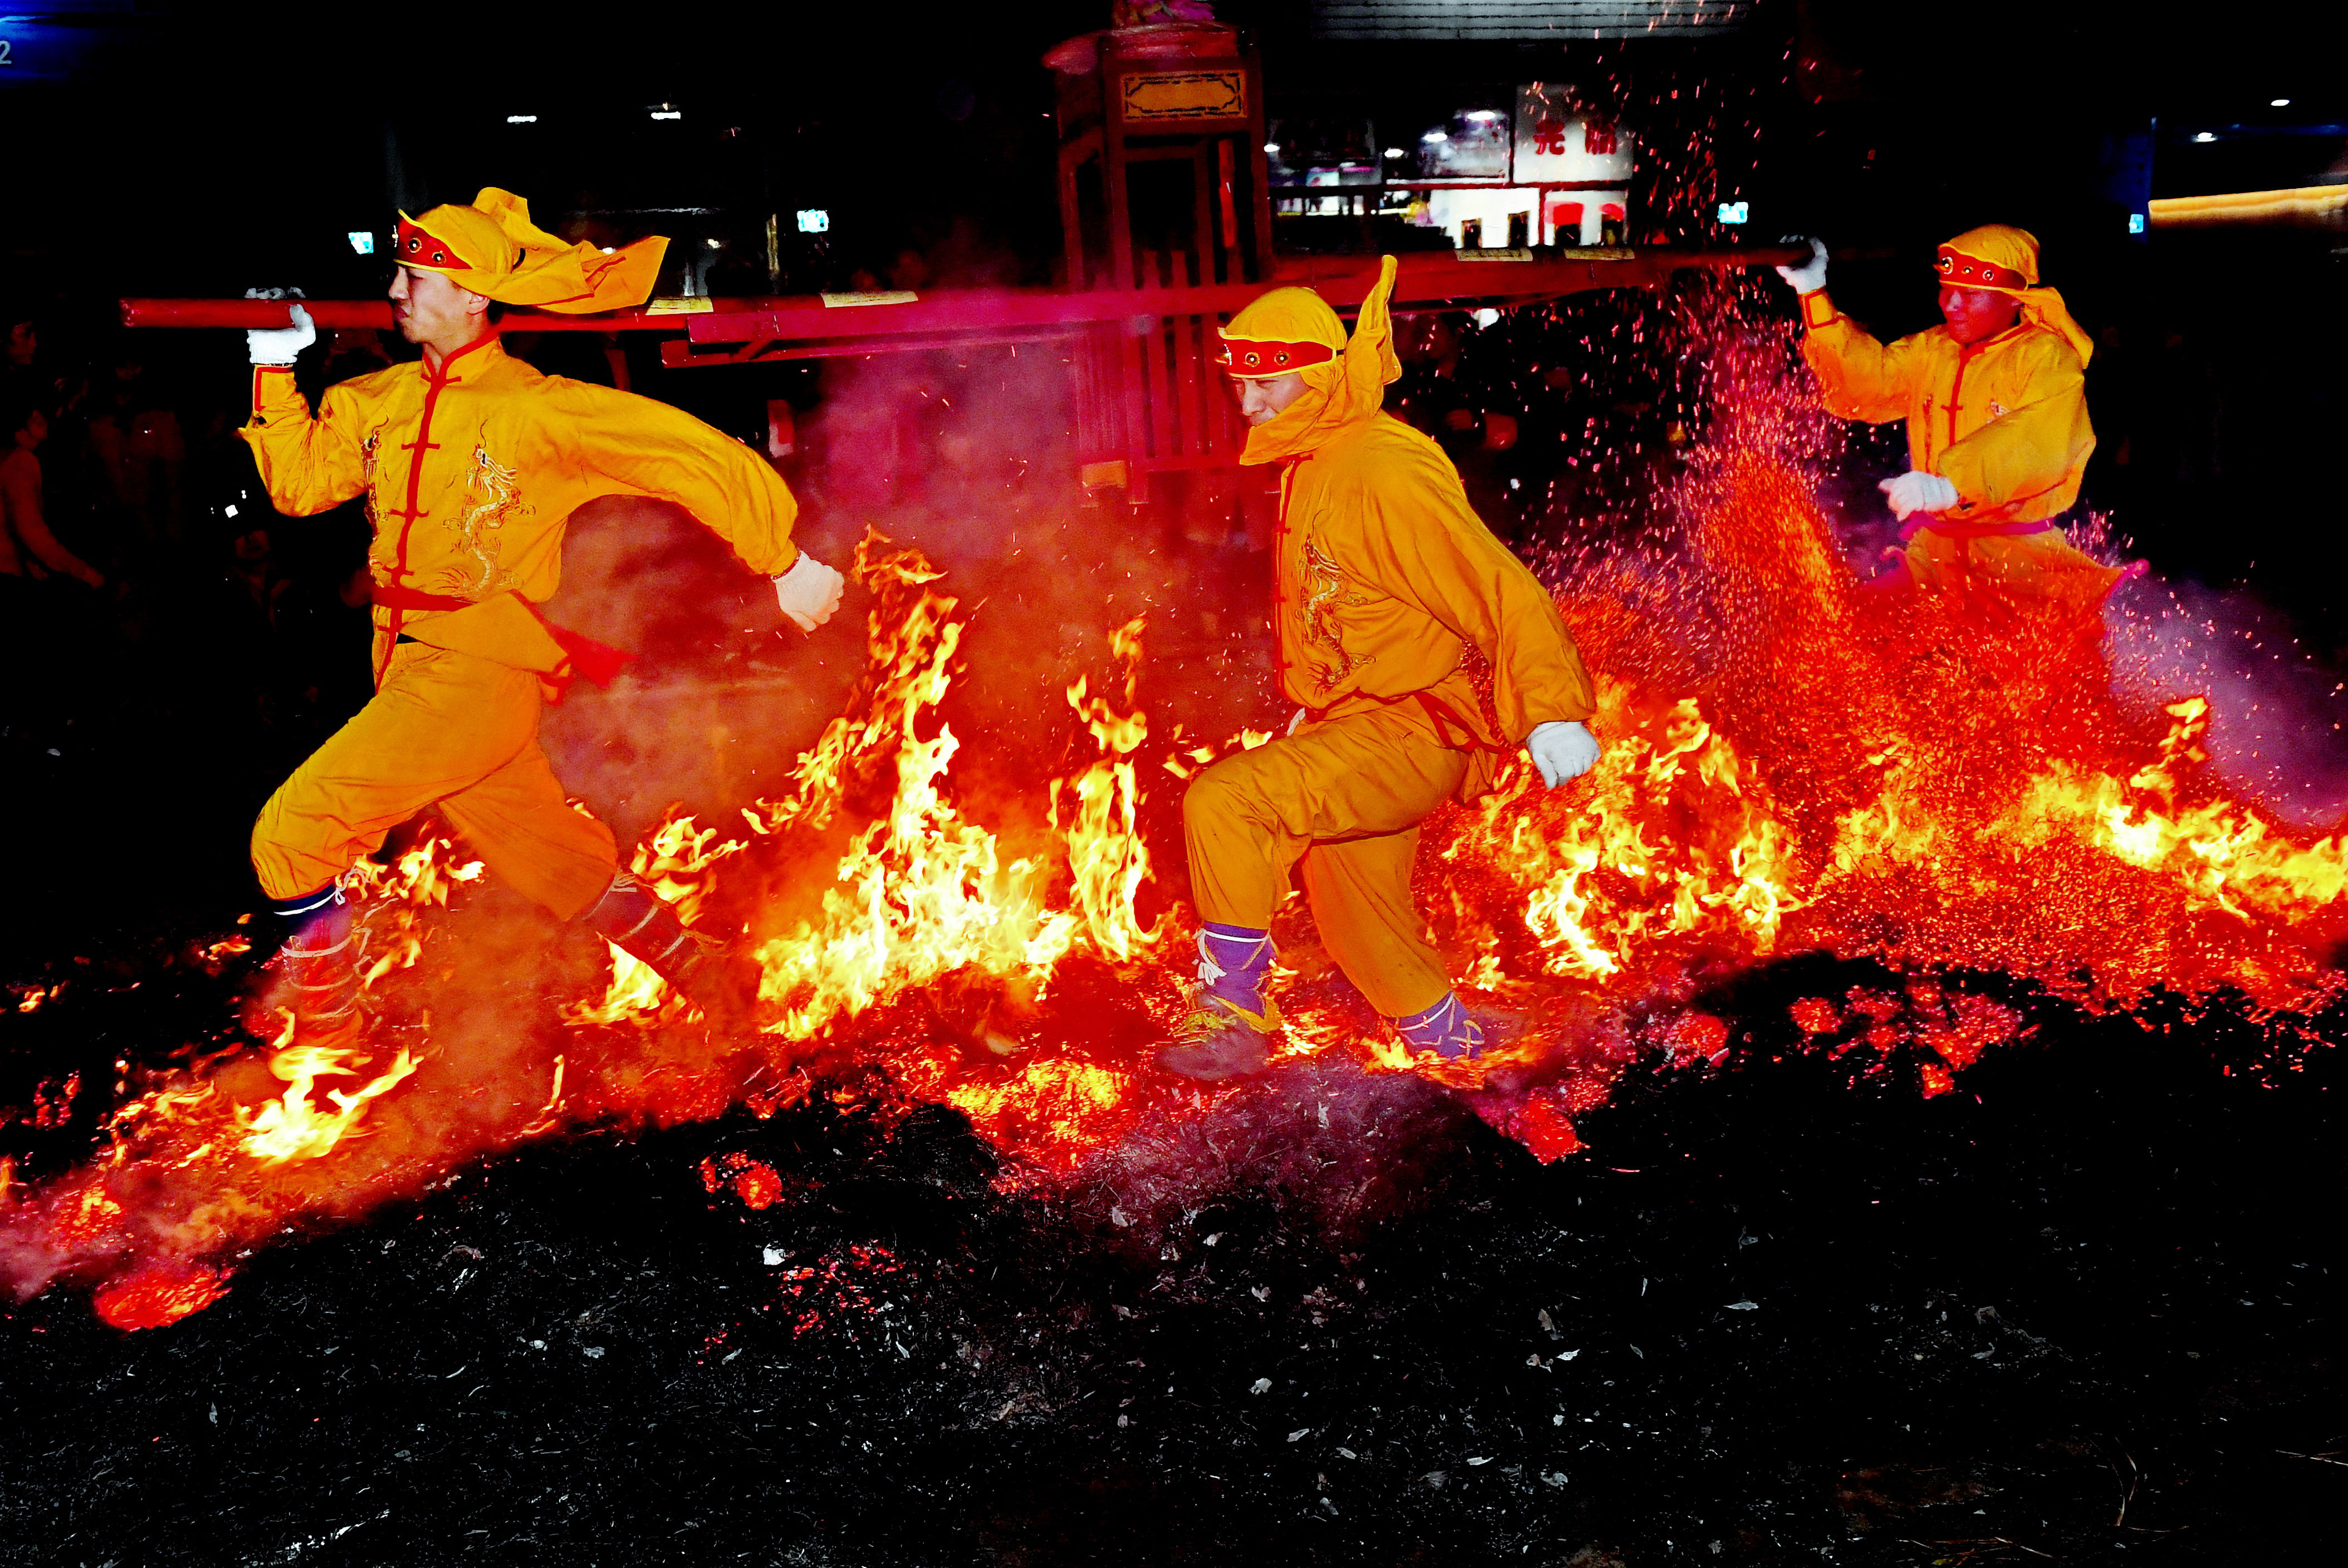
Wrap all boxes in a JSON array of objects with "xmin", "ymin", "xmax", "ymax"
[{"xmin": 4, "ymin": 296, "xmax": 2342, "ymax": 1327}]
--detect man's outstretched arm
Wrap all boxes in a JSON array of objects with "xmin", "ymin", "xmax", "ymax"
[{"xmin": 552, "ymin": 380, "xmax": 842, "ymax": 629}]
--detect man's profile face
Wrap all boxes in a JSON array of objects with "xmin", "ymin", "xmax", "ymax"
[
  {"xmin": 1939, "ymin": 285, "xmax": 2023, "ymax": 346},
  {"xmin": 388, "ymin": 264, "xmax": 487, "ymax": 345},
  {"xmin": 1232, "ymin": 371, "xmax": 1310, "ymax": 427}
]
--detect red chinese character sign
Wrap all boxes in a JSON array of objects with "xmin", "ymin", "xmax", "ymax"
[
  {"xmin": 1513, "ymin": 84, "xmax": 1635, "ymax": 246},
  {"xmin": 1513, "ymin": 85, "xmax": 1634, "ymax": 184}
]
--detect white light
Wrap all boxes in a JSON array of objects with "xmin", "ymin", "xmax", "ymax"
[
  {"xmin": 506, "ymin": 114, "xmax": 537, "ymax": 124},
  {"xmin": 224, "ymin": 503, "xmax": 238, "ymax": 518},
  {"xmin": 2272, "ymin": 98, "xmax": 2291, "ymax": 107},
  {"xmin": 649, "ymin": 105, "xmax": 682, "ymax": 120},
  {"xmin": 705, "ymin": 238, "xmax": 722, "ymax": 249},
  {"xmin": 347, "ymin": 231, "xmax": 375, "ymax": 256},
  {"xmin": 2193, "ymin": 131, "xmax": 2217, "ymax": 142},
  {"xmin": 1383, "ymin": 147, "xmax": 1405, "ymax": 159},
  {"xmin": 1424, "ymin": 130, "xmax": 1448, "ymax": 143},
  {"xmin": 1264, "ymin": 141, "xmax": 1280, "ymax": 154},
  {"xmin": 795, "ymin": 209, "xmax": 830, "ymax": 234},
  {"xmin": 1717, "ymin": 201, "xmax": 1749, "ymax": 224},
  {"xmin": 1473, "ymin": 308, "xmax": 1500, "ymax": 328},
  {"xmin": 1465, "ymin": 110, "xmax": 1501, "ymax": 122}
]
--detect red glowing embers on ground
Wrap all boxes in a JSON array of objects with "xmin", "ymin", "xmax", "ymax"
[
  {"xmin": 768, "ymin": 1242, "xmax": 907, "ymax": 1341},
  {"xmin": 1655, "ymin": 1013, "xmax": 1731, "ymax": 1068},
  {"xmin": 31, "ymin": 1073, "xmax": 80, "ymax": 1129},
  {"xmin": 92, "ymin": 1263, "xmax": 231, "ymax": 1331},
  {"xmin": 45, "ymin": 1182, "xmax": 127, "ymax": 1251},
  {"xmin": 1512, "ymin": 1097, "xmax": 1583, "ymax": 1163},
  {"xmin": 701, "ymin": 1152, "xmax": 786, "ymax": 1209},
  {"xmin": 1787, "ymin": 983, "xmax": 2027, "ymax": 1095},
  {"xmin": 943, "ymin": 1059, "xmax": 1138, "ymax": 1172},
  {"xmin": 1790, "ymin": 998, "xmax": 1841, "ymax": 1036}
]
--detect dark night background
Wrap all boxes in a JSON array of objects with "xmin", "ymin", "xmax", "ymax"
[{"xmin": 4, "ymin": 3, "xmax": 2345, "ymax": 1564}]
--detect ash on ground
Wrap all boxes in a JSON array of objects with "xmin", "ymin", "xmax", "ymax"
[{"xmin": 4, "ymin": 956, "xmax": 2340, "ymax": 1565}]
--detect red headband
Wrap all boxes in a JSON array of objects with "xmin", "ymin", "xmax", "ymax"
[
  {"xmin": 1215, "ymin": 337, "xmax": 1336, "ymax": 376},
  {"xmin": 395, "ymin": 218, "xmax": 472, "ymax": 271},
  {"xmin": 1935, "ymin": 248, "xmax": 2028, "ymax": 291}
]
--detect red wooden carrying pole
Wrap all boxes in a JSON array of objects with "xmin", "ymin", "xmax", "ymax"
[
  {"xmin": 118, "ymin": 298, "xmax": 656, "ymax": 331},
  {"xmin": 120, "ymin": 245, "xmax": 1808, "ymax": 357}
]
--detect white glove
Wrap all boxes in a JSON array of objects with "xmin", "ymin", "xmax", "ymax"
[
  {"xmin": 772, "ymin": 552, "xmax": 845, "ymax": 631},
  {"xmin": 244, "ymin": 288, "xmax": 314, "ymax": 366},
  {"xmin": 1879, "ymin": 470, "xmax": 1960, "ymax": 521},
  {"xmin": 1525, "ymin": 721, "xmax": 1600, "ymax": 788},
  {"xmin": 1773, "ymin": 236, "xmax": 1827, "ymax": 296}
]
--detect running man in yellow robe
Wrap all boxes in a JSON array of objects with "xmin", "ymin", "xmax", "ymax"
[
  {"xmin": 1776, "ymin": 225, "xmax": 2119, "ymax": 612},
  {"xmin": 1161, "ymin": 257, "xmax": 1601, "ymax": 1081},
  {"xmin": 241, "ymin": 189, "xmax": 847, "ymax": 1046}
]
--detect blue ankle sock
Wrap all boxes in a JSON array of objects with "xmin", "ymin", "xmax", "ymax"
[
  {"xmin": 1393, "ymin": 992, "xmax": 1485, "ymax": 1059},
  {"xmin": 271, "ymin": 881, "xmax": 351, "ymax": 953},
  {"xmin": 1196, "ymin": 923, "xmax": 1274, "ymax": 1014}
]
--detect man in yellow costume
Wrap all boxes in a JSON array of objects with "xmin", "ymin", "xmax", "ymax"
[
  {"xmin": 1774, "ymin": 226, "xmax": 2117, "ymax": 611},
  {"xmin": 241, "ymin": 189, "xmax": 846, "ymax": 1047},
  {"xmin": 1162, "ymin": 258, "xmax": 1601, "ymax": 1081}
]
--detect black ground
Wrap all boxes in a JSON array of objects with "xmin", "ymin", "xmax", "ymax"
[{"xmin": 4, "ymin": 954, "xmax": 2340, "ymax": 1567}]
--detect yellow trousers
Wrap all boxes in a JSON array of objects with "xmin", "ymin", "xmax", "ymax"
[
  {"xmin": 252, "ymin": 640, "xmax": 617, "ymax": 918},
  {"xmin": 1183, "ymin": 705, "xmax": 1468, "ymax": 1018},
  {"xmin": 1903, "ymin": 527, "xmax": 2122, "ymax": 616}
]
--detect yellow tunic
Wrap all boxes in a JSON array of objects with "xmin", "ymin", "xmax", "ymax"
[
  {"xmin": 1799, "ymin": 292, "xmax": 2116, "ymax": 609},
  {"xmin": 243, "ymin": 335, "xmax": 800, "ymax": 682},
  {"xmin": 1274, "ymin": 410, "xmax": 1595, "ymax": 759}
]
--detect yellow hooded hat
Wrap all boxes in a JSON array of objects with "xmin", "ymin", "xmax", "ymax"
[
  {"xmin": 1219, "ymin": 255, "xmax": 1402, "ymax": 464},
  {"xmin": 1934, "ymin": 224, "xmax": 2092, "ymax": 364},
  {"xmin": 394, "ymin": 188, "xmax": 668, "ymax": 315}
]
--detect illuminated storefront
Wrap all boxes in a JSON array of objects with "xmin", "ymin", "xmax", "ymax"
[{"xmin": 1269, "ymin": 85, "xmax": 1634, "ymax": 251}]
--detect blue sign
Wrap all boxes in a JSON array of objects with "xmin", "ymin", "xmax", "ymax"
[
  {"xmin": 348, "ymin": 231, "xmax": 376, "ymax": 256},
  {"xmin": 795, "ymin": 209, "xmax": 830, "ymax": 234},
  {"xmin": 0, "ymin": 1, "xmax": 135, "ymax": 83},
  {"xmin": 1717, "ymin": 201, "xmax": 1749, "ymax": 225},
  {"xmin": 0, "ymin": 17, "xmax": 107, "ymax": 82}
]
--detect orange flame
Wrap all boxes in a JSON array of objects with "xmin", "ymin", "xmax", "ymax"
[{"xmin": 237, "ymin": 1022, "xmax": 421, "ymax": 1166}]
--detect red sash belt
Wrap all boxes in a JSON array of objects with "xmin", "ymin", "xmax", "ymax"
[
  {"xmin": 1899, "ymin": 513, "xmax": 2057, "ymax": 543},
  {"xmin": 1302, "ymin": 688, "xmax": 1517, "ymax": 755},
  {"xmin": 370, "ymin": 582, "xmax": 474, "ymax": 612},
  {"xmin": 368, "ymin": 582, "xmax": 637, "ymax": 696}
]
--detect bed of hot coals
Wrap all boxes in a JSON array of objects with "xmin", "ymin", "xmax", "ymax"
[{"xmin": 3, "ymin": 945, "xmax": 2339, "ymax": 1566}]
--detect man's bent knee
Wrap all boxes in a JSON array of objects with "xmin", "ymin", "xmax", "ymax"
[
  {"xmin": 1183, "ymin": 747, "xmax": 1288, "ymax": 831},
  {"xmin": 1182, "ymin": 765, "xmax": 1240, "ymax": 834}
]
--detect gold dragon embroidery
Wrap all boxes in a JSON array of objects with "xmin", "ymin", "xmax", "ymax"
[
  {"xmin": 1297, "ymin": 537, "xmax": 1372, "ymax": 693},
  {"xmin": 359, "ymin": 430, "xmax": 382, "ymax": 531},
  {"xmin": 445, "ymin": 444, "xmax": 522, "ymax": 596}
]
